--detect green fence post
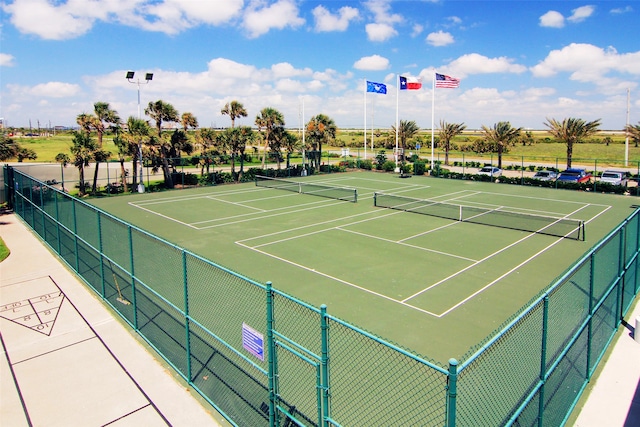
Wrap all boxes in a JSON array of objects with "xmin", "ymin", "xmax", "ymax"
[
  {"xmin": 128, "ymin": 225, "xmax": 138, "ymax": 329},
  {"xmin": 447, "ymin": 358, "xmax": 458, "ymax": 427},
  {"xmin": 183, "ymin": 250, "xmax": 192, "ymax": 382},
  {"xmin": 55, "ymin": 190, "xmax": 61, "ymax": 255},
  {"xmin": 72, "ymin": 200, "xmax": 79, "ymax": 272},
  {"xmin": 587, "ymin": 253, "xmax": 595, "ymax": 380},
  {"xmin": 266, "ymin": 281, "xmax": 277, "ymax": 427},
  {"xmin": 538, "ymin": 296, "xmax": 549, "ymax": 427},
  {"xmin": 320, "ymin": 304, "xmax": 330, "ymax": 427},
  {"xmin": 593, "ymin": 160, "xmax": 598, "ymax": 192},
  {"xmin": 97, "ymin": 212, "xmax": 105, "ymax": 298}
]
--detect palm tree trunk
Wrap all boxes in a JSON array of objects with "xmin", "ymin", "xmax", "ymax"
[
  {"xmin": 444, "ymin": 142, "xmax": 450, "ymax": 165},
  {"xmin": 566, "ymin": 142, "xmax": 573, "ymax": 168},
  {"xmin": 119, "ymin": 159, "xmax": 128, "ymax": 193},
  {"xmin": 161, "ymin": 146, "xmax": 174, "ymax": 188},
  {"xmin": 91, "ymin": 162, "xmax": 100, "ymax": 194}
]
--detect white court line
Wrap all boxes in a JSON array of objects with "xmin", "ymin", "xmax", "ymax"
[
  {"xmin": 403, "ymin": 202, "xmax": 596, "ymax": 313},
  {"xmin": 336, "ymin": 227, "xmax": 478, "ymax": 262},
  {"xmin": 235, "ymin": 240, "xmax": 440, "ymax": 317},
  {"xmin": 239, "ymin": 209, "xmax": 402, "ymax": 244},
  {"xmin": 129, "ymin": 203, "xmax": 199, "ymax": 229},
  {"xmin": 205, "ymin": 195, "xmax": 267, "ymax": 212}
]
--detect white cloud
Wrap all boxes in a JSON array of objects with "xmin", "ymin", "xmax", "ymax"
[
  {"xmin": 8, "ymin": 81, "xmax": 81, "ymax": 98},
  {"xmin": 610, "ymin": 6, "xmax": 633, "ymax": 14},
  {"xmin": 568, "ymin": 5, "xmax": 595, "ymax": 23},
  {"xmin": 0, "ymin": 53, "xmax": 16, "ymax": 67},
  {"xmin": 243, "ymin": 0, "xmax": 305, "ymax": 38},
  {"xmin": 3, "ymin": 0, "xmax": 96, "ymax": 40},
  {"xmin": 426, "ymin": 30, "xmax": 454, "ymax": 47},
  {"xmin": 3, "ymin": 0, "xmax": 245, "ymax": 39},
  {"xmin": 364, "ymin": 0, "xmax": 402, "ymax": 41},
  {"xmin": 353, "ymin": 55, "xmax": 390, "ymax": 71},
  {"xmin": 270, "ymin": 62, "xmax": 313, "ymax": 79},
  {"xmin": 411, "ymin": 24, "xmax": 423, "ymax": 37},
  {"xmin": 443, "ymin": 53, "xmax": 527, "ymax": 78},
  {"xmin": 312, "ymin": 5, "xmax": 359, "ymax": 32},
  {"xmin": 530, "ymin": 43, "xmax": 640, "ymax": 83},
  {"xmin": 539, "ymin": 10, "xmax": 565, "ymax": 28},
  {"xmin": 365, "ymin": 0, "xmax": 403, "ymax": 25},
  {"xmin": 366, "ymin": 22, "xmax": 397, "ymax": 42}
]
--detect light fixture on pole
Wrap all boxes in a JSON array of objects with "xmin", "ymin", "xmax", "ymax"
[{"xmin": 126, "ymin": 71, "xmax": 153, "ymax": 193}]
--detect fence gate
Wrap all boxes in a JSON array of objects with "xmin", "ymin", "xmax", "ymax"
[{"xmin": 268, "ymin": 286, "xmax": 330, "ymax": 427}]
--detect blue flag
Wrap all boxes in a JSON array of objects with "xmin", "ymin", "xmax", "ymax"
[{"xmin": 366, "ymin": 81, "xmax": 387, "ymax": 94}]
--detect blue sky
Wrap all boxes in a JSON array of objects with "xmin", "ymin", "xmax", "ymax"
[{"xmin": 1, "ymin": 0, "xmax": 638, "ymax": 131}]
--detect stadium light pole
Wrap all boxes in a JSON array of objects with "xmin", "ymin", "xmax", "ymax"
[{"xmin": 126, "ymin": 71, "xmax": 153, "ymax": 193}]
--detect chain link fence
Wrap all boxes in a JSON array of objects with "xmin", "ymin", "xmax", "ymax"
[{"xmin": 4, "ymin": 165, "xmax": 639, "ymax": 427}]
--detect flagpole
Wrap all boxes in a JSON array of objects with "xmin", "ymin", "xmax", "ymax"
[
  {"xmin": 395, "ymin": 74, "xmax": 399, "ymax": 171},
  {"xmin": 431, "ymin": 71, "xmax": 436, "ymax": 170},
  {"xmin": 364, "ymin": 79, "xmax": 367, "ymax": 160},
  {"xmin": 625, "ymin": 87, "xmax": 630, "ymax": 167}
]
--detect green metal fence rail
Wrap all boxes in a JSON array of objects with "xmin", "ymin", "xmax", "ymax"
[{"xmin": 4, "ymin": 165, "xmax": 639, "ymax": 427}]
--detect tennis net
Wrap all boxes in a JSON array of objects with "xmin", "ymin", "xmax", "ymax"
[
  {"xmin": 255, "ymin": 176, "xmax": 358, "ymax": 202},
  {"xmin": 374, "ymin": 192, "xmax": 585, "ymax": 240}
]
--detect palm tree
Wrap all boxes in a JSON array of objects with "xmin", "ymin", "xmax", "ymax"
[
  {"xmin": 236, "ymin": 126, "xmax": 254, "ymax": 181},
  {"xmin": 255, "ymin": 107, "xmax": 285, "ymax": 169},
  {"xmin": 480, "ymin": 121, "xmax": 523, "ymax": 169},
  {"xmin": 625, "ymin": 122, "xmax": 640, "ymax": 148},
  {"xmin": 70, "ymin": 131, "xmax": 97, "ymax": 196},
  {"xmin": 145, "ymin": 100, "xmax": 180, "ymax": 188},
  {"xmin": 306, "ymin": 114, "xmax": 337, "ymax": 170},
  {"xmin": 91, "ymin": 149, "xmax": 111, "ymax": 194},
  {"xmin": 392, "ymin": 120, "xmax": 420, "ymax": 154},
  {"xmin": 438, "ymin": 120, "xmax": 466, "ymax": 165},
  {"xmin": 195, "ymin": 128, "xmax": 216, "ymax": 175},
  {"xmin": 544, "ymin": 117, "xmax": 601, "ymax": 168},
  {"xmin": 93, "ymin": 102, "xmax": 120, "ymax": 148},
  {"xmin": 112, "ymin": 128, "xmax": 131, "ymax": 193},
  {"xmin": 125, "ymin": 116, "xmax": 151, "ymax": 191},
  {"xmin": 76, "ymin": 113, "xmax": 93, "ymax": 135},
  {"xmin": 181, "ymin": 112, "xmax": 198, "ymax": 131},
  {"xmin": 221, "ymin": 101, "xmax": 248, "ymax": 128}
]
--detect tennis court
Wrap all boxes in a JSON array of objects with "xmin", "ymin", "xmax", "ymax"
[{"xmin": 91, "ymin": 171, "xmax": 633, "ymax": 363}]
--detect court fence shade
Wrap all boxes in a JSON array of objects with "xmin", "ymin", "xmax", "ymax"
[
  {"xmin": 374, "ymin": 192, "xmax": 585, "ymax": 241},
  {"xmin": 4, "ymin": 165, "xmax": 639, "ymax": 427},
  {"xmin": 255, "ymin": 175, "xmax": 358, "ymax": 203}
]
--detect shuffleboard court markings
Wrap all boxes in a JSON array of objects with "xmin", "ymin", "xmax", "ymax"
[{"xmin": 0, "ymin": 278, "xmax": 65, "ymax": 336}]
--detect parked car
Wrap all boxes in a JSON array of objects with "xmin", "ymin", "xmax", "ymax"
[
  {"xmin": 599, "ymin": 170, "xmax": 628, "ymax": 186},
  {"xmin": 478, "ymin": 166, "xmax": 502, "ymax": 177},
  {"xmin": 557, "ymin": 168, "xmax": 592, "ymax": 183},
  {"xmin": 532, "ymin": 170, "xmax": 557, "ymax": 181}
]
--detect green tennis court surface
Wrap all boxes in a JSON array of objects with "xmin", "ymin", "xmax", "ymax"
[{"xmin": 91, "ymin": 171, "xmax": 634, "ymax": 364}]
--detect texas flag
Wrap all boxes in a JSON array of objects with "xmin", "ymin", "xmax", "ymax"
[{"xmin": 399, "ymin": 76, "xmax": 422, "ymax": 90}]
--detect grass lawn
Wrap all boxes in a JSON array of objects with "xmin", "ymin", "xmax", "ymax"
[
  {"xmin": 0, "ymin": 235, "xmax": 10, "ymax": 262},
  {"xmin": 6, "ymin": 131, "xmax": 640, "ymax": 168}
]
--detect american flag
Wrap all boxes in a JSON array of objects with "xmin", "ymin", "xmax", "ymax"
[{"xmin": 435, "ymin": 73, "xmax": 460, "ymax": 88}]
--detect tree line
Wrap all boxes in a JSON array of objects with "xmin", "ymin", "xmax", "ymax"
[{"xmin": 49, "ymin": 100, "xmax": 339, "ymax": 195}]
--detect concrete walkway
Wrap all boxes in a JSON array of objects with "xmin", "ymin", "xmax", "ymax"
[
  {"xmin": 0, "ymin": 213, "xmax": 229, "ymax": 426},
  {"xmin": 573, "ymin": 301, "xmax": 640, "ymax": 427}
]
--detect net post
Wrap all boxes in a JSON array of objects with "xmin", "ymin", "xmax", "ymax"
[
  {"xmin": 446, "ymin": 358, "xmax": 458, "ymax": 427},
  {"xmin": 373, "ymin": 192, "xmax": 378, "ymax": 207},
  {"xmin": 353, "ymin": 189, "xmax": 357, "ymax": 203}
]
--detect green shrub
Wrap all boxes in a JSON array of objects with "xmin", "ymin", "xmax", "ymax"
[
  {"xmin": 382, "ymin": 160, "xmax": 396, "ymax": 172},
  {"xmin": 413, "ymin": 160, "xmax": 426, "ymax": 176}
]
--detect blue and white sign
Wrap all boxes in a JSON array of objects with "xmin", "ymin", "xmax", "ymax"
[{"xmin": 242, "ymin": 323, "xmax": 264, "ymax": 361}]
